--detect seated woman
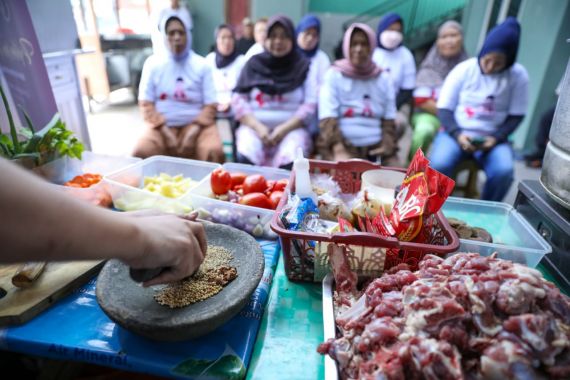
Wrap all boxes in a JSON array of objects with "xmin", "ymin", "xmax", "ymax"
[
  {"xmin": 316, "ymin": 23, "xmax": 397, "ymax": 164},
  {"xmin": 205, "ymin": 24, "xmax": 246, "ymax": 113},
  {"xmin": 429, "ymin": 17, "xmax": 529, "ymax": 201},
  {"xmin": 296, "ymin": 14, "xmax": 331, "ymax": 137},
  {"xmin": 409, "ymin": 20, "xmax": 468, "ymax": 161},
  {"xmin": 372, "ymin": 12, "xmax": 416, "ymax": 133},
  {"xmin": 296, "ymin": 15, "xmax": 330, "ymax": 88},
  {"xmin": 133, "ymin": 15, "xmax": 224, "ymax": 163},
  {"xmin": 232, "ymin": 15, "xmax": 316, "ymax": 168}
]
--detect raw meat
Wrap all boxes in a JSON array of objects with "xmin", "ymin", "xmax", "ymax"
[{"xmin": 319, "ymin": 252, "xmax": 570, "ymax": 379}]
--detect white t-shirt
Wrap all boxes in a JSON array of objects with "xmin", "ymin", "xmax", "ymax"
[
  {"xmin": 372, "ymin": 46, "xmax": 416, "ymax": 95},
  {"xmin": 204, "ymin": 53, "xmax": 246, "ymax": 105},
  {"xmin": 138, "ymin": 51, "xmax": 216, "ymax": 127},
  {"xmin": 244, "ymin": 43, "xmax": 264, "ymax": 61},
  {"xmin": 310, "ymin": 49, "xmax": 331, "ymax": 88},
  {"xmin": 437, "ymin": 57, "xmax": 529, "ymax": 137},
  {"xmin": 319, "ymin": 68, "xmax": 397, "ymax": 147}
]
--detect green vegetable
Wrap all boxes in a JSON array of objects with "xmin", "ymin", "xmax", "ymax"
[{"xmin": 0, "ymin": 84, "xmax": 84, "ymax": 166}]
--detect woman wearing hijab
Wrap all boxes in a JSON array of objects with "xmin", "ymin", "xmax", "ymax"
[
  {"xmin": 296, "ymin": 14, "xmax": 331, "ymax": 137},
  {"xmin": 232, "ymin": 15, "xmax": 317, "ymax": 168},
  {"xmin": 205, "ymin": 24, "xmax": 246, "ymax": 113},
  {"xmin": 296, "ymin": 14, "xmax": 330, "ymax": 88},
  {"xmin": 317, "ymin": 23, "xmax": 397, "ymax": 164},
  {"xmin": 408, "ymin": 20, "xmax": 468, "ymax": 161},
  {"xmin": 372, "ymin": 13, "xmax": 416, "ymax": 109},
  {"xmin": 133, "ymin": 15, "xmax": 224, "ymax": 163},
  {"xmin": 429, "ymin": 17, "xmax": 529, "ymax": 202}
]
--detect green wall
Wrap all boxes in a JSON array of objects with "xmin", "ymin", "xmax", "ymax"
[
  {"xmin": 461, "ymin": 0, "xmax": 492, "ymax": 56},
  {"xmin": 251, "ymin": 0, "xmax": 308, "ymax": 24},
  {"xmin": 309, "ymin": 0, "xmax": 385, "ymax": 14},
  {"xmin": 513, "ymin": 0, "xmax": 570, "ymax": 151},
  {"xmin": 187, "ymin": 0, "xmax": 225, "ymax": 56}
]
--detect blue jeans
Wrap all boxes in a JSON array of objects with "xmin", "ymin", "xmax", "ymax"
[{"xmin": 429, "ymin": 132, "xmax": 514, "ymax": 201}]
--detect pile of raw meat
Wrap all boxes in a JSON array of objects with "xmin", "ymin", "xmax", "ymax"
[{"xmin": 318, "ymin": 252, "xmax": 570, "ymax": 379}]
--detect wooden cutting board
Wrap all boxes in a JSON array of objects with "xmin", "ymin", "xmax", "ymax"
[{"xmin": 0, "ymin": 261, "xmax": 103, "ymax": 327}]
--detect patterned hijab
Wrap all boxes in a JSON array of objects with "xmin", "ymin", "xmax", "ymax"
[
  {"xmin": 234, "ymin": 15, "xmax": 310, "ymax": 95},
  {"xmin": 415, "ymin": 21, "xmax": 468, "ymax": 88}
]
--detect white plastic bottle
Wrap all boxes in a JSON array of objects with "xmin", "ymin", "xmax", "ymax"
[{"xmin": 293, "ymin": 147, "xmax": 317, "ymax": 204}]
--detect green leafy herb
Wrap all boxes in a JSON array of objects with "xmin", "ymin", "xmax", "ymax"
[{"xmin": 0, "ymin": 84, "xmax": 84, "ymax": 166}]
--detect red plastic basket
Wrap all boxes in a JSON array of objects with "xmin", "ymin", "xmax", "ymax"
[{"xmin": 270, "ymin": 159, "xmax": 460, "ymax": 282}]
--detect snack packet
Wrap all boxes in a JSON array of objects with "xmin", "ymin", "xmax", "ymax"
[{"xmin": 387, "ymin": 149, "xmax": 455, "ymax": 242}]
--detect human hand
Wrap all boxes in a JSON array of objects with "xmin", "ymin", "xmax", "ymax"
[
  {"xmin": 125, "ymin": 213, "xmax": 207, "ymax": 287},
  {"xmin": 178, "ymin": 124, "xmax": 201, "ymax": 157},
  {"xmin": 457, "ymin": 134, "xmax": 476, "ymax": 153},
  {"xmin": 161, "ymin": 126, "xmax": 178, "ymax": 154},
  {"xmin": 480, "ymin": 136, "xmax": 497, "ymax": 151},
  {"xmin": 332, "ymin": 142, "xmax": 352, "ymax": 161},
  {"xmin": 217, "ymin": 103, "xmax": 231, "ymax": 113},
  {"xmin": 268, "ymin": 123, "xmax": 289, "ymax": 146},
  {"xmin": 254, "ymin": 123, "xmax": 272, "ymax": 146}
]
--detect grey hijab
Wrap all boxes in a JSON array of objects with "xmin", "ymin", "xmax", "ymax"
[{"xmin": 415, "ymin": 21, "xmax": 468, "ymax": 88}]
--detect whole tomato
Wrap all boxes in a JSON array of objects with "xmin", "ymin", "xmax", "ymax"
[
  {"xmin": 239, "ymin": 192, "xmax": 272, "ymax": 209},
  {"xmin": 269, "ymin": 190, "xmax": 284, "ymax": 210},
  {"xmin": 230, "ymin": 172, "xmax": 247, "ymax": 189},
  {"xmin": 242, "ymin": 174, "xmax": 268, "ymax": 194},
  {"xmin": 273, "ymin": 179, "xmax": 289, "ymax": 192},
  {"xmin": 211, "ymin": 168, "xmax": 232, "ymax": 195}
]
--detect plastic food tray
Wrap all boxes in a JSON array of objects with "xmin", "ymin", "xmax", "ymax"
[
  {"xmin": 442, "ymin": 197, "xmax": 552, "ymax": 267},
  {"xmin": 33, "ymin": 151, "xmax": 140, "ymax": 207},
  {"xmin": 270, "ymin": 159, "xmax": 460, "ymax": 282},
  {"xmin": 185, "ymin": 162, "xmax": 290, "ymax": 239},
  {"xmin": 104, "ymin": 155, "xmax": 219, "ymax": 213}
]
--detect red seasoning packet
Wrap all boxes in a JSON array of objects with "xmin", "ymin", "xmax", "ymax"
[{"xmin": 388, "ymin": 149, "xmax": 455, "ymax": 242}]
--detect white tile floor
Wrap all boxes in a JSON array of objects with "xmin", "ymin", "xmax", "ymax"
[{"xmin": 85, "ymin": 89, "xmax": 542, "ymax": 206}]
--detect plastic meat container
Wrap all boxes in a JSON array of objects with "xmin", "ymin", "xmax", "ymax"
[
  {"xmin": 442, "ymin": 197, "xmax": 552, "ymax": 267},
  {"xmin": 270, "ymin": 159, "xmax": 460, "ymax": 282},
  {"xmin": 185, "ymin": 162, "xmax": 290, "ymax": 239},
  {"xmin": 104, "ymin": 155, "xmax": 219, "ymax": 213},
  {"xmin": 33, "ymin": 151, "xmax": 140, "ymax": 207}
]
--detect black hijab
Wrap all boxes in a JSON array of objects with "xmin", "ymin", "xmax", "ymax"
[
  {"xmin": 234, "ymin": 15, "xmax": 310, "ymax": 95},
  {"xmin": 214, "ymin": 24, "xmax": 240, "ymax": 69}
]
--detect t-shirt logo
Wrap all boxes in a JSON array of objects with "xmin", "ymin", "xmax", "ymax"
[
  {"xmin": 173, "ymin": 77, "xmax": 187, "ymax": 101},
  {"xmin": 465, "ymin": 95, "xmax": 495, "ymax": 120},
  {"xmin": 362, "ymin": 94, "xmax": 373, "ymax": 117}
]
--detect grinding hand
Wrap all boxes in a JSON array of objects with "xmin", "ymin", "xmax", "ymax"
[
  {"xmin": 129, "ymin": 267, "xmax": 167, "ymax": 283},
  {"xmin": 12, "ymin": 262, "xmax": 47, "ymax": 288}
]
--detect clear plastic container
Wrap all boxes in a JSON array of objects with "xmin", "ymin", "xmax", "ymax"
[
  {"xmin": 185, "ymin": 162, "xmax": 290, "ymax": 239},
  {"xmin": 104, "ymin": 155, "xmax": 220, "ymax": 213},
  {"xmin": 33, "ymin": 151, "xmax": 140, "ymax": 207},
  {"xmin": 442, "ymin": 197, "xmax": 552, "ymax": 267}
]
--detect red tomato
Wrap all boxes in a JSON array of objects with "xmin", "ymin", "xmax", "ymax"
[
  {"xmin": 242, "ymin": 174, "xmax": 268, "ymax": 194},
  {"xmin": 230, "ymin": 172, "xmax": 247, "ymax": 189},
  {"xmin": 273, "ymin": 179, "xmax": 289, "ymax": 192},
  {"xmin": 211, "ymin": 168, "xmax": 232, "ymax": 195},
  {"xmin": 269, "ymin": 190, "xmax": 284, "ymax": 210},
  {"xmin": 239, "ymin": 192, "xmax": 272, "ymax": 209}
]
